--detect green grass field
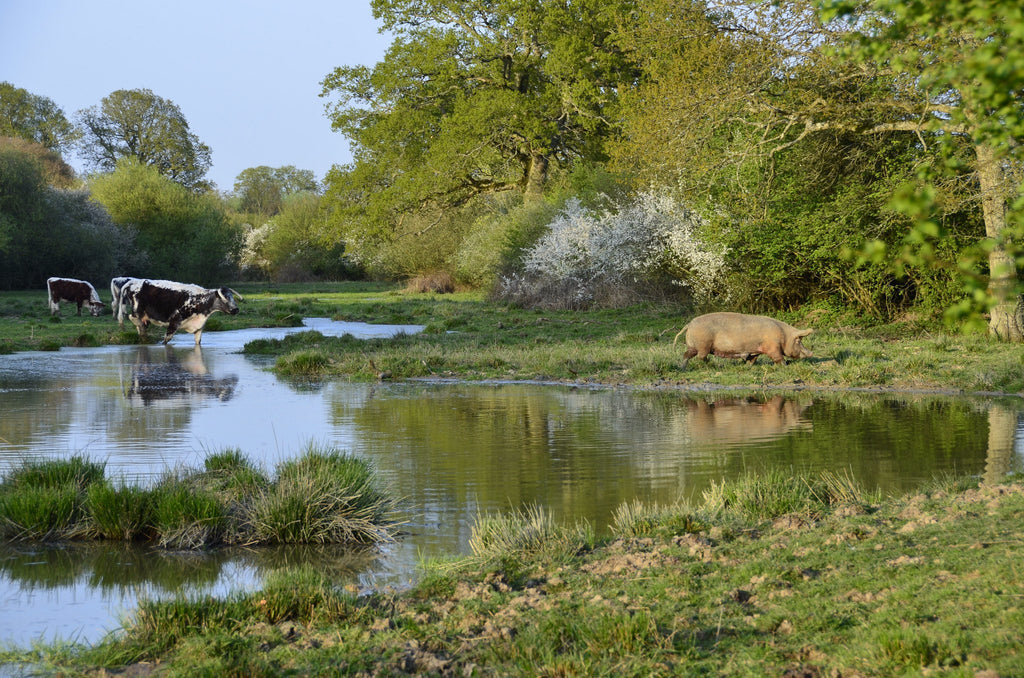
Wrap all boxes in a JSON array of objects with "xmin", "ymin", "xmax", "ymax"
[{"xmin": 3, "ymin": 282, "xmax": 1023, "ymax": 394}]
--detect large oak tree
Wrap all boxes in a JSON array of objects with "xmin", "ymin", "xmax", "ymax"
[
  {"xmin": 319, "ymin": 0, "xmax": 639, "ymax": 256},
  {"xmin": 76, "ymin": 89, "xmax": 212, "ymax": 192}
]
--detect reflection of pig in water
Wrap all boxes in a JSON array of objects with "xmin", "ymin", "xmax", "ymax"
[
  {"xmin": 687, "ymin": 396, "xmax": 812, "ymax": 447},
  {"xmin": 674, "ymin": 312, "xmax": 813, "ymax": 367},
  {"xmin": 125, "ymin": 347, "xmax": 238, "ymax": 406}
]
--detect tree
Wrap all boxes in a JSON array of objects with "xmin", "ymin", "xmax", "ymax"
[
  {"xmin": 233, "ymin": 165, "xmax": 318, "ymax": 217},
  {"xmin": 614, "ymin": 0, "xmax": 1024, "ymax": 337},
  {"xmin": 76, "ymin": 89, "xmax": 212, "ymax": 191},
  {"xmin": 0, "ymin": 147, "xmax": 45, "ymax": 257},
  {"xmin": 820, "ymin": 0, "xmax": 1024, "ymax": 338},
  {"xmin": 89, "ymin": 159, "xmax": 239, "ymax": 283},
  {"xmin": 0, "ymin": 145, "xmax": 131, "ymax": 288},
  {"xmin": 0, "ymin": 82, "xmax": 80, "ymax": 154},
  {"xmin": 319, "ymin": 0, "xmax": 639, "ymax": 259},
  {"xmin": 0, "ymin": 136, "xmax": 76, "ymax": 188}
]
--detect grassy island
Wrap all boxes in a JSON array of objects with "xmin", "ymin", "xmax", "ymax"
[{"xmin": 0, "ymin": 446, "xmax": 398, "ymax": 550}]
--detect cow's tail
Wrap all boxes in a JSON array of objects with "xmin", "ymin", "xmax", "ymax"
[{"xmin": 672, "ymin": 323, "xmax": 690, "ymax": 348}]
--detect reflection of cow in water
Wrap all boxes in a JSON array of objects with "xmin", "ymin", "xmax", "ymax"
[
  {"xmin": 687, "ymin": 395, "xmax": 811, "ymax": 446},
  {"xmin": 124, "ymin": 346, "xmax": 238, "ymax": 406}
]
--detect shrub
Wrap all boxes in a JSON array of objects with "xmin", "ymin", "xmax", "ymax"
[
  {"xmin": 495, "ymin": 191, "xmax": 728, "ymax": 309},
  {"xmin": 405, "ymin": 271, "xmax": 455, "ymax": 294}
]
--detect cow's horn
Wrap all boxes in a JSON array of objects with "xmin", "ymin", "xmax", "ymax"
[{"xmin": 227, "ymin": 288, "xmax": 244, "ymax": 301}]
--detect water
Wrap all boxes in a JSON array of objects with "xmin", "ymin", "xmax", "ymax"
[{"xmin": 0, "ymin": 320, "xmax": 1021, "ymax": 647}]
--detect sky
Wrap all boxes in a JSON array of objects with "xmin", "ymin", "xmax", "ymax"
[{"xmin": 0, "ymin": 0, "xmax": 392, "ymax": 191}]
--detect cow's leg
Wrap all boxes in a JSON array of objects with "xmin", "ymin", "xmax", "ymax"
[
  {"xmin": 193, "ymin": 329, "xmax": 203, "ymax": 346},
  {"xmin": 49, "ymin": 298, "xmax": 59, "ymax": 316},
  {"xmin": 129, "ymin": 315, "xmax": 146, "ymax": 338},
  {"xmin": 75, "ymin": 301, "xmax": 83, "ymax": 316},
  {"xmin": 162, "ymin": 316, "xmax": 181, "ymax": 344}
]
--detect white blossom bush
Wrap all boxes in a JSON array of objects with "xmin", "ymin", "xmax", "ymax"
[
  {"xmin": 239, "ymin": 222, "xmax": 271, "ymax": 279},
  {"xmin": 498, "ymin": 192, "xmax": 728, "ymax": 308}
]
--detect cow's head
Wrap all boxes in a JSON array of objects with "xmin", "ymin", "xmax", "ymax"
[
  {"xmin": 215, "ymin": 288, "xmax": 240, "ymax": 315},
  {"xmin": 88, "ymin": 300, "xmax": 106, "ymax": 316}
]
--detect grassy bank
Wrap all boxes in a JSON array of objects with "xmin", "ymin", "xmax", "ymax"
[
  {"xmin": 0, "ymin": 446, "xmax": 398, "ymax": 549},
  {"xmin": 4, "ymin": 473, "xmax": 1021, "ymax": 676},
  {"xmin": 4, "ymin": 282, "xmax": 1023, "ymax": 394},
  {"xmin": 241, "ymin": 286, "xmax": 1024, "ymax": 395}
]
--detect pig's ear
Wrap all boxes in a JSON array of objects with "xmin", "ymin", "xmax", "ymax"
[{"xmin": 797, "ymin": 328, "xmax": 814, "ymax": 337}]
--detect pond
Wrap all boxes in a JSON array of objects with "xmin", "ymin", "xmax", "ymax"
[{"xmin": 0, "ymin": 320, "xmax": 1022, "ymax": 648}]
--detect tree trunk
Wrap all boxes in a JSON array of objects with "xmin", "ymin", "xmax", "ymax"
[
  {"xmin": 975, "ymin": 142, "xmax": 1024, "ymax": 341},
  {"xmin": 524, "ymin": 154, "xmax": 549, "ymax": 202}
]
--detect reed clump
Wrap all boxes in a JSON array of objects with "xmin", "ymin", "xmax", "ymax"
[{"xmin": 0, "ymin": 446, "xmax": 398, "ymax": 549}]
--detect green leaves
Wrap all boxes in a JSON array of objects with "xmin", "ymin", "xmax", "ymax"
[
  {"xmin": 75, "ymin": 88, "xmax": 212, "ymax": 191},
  {"xmin": 319, "ymin": 0, "xmax": 639, "ymax": 261}
]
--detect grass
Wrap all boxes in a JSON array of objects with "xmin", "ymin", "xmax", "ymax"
[
  {"xmin": 4, "ymin": 473, "xmax": 1021, "ymax": 676},
  {"xmin": 3, "ymin": 282, "xmax": 1023, "ymax": 394},
  {"xmin": 0, "ymin": 445, "xmax": 399, "ymax": 549},
  {"xmin": 3, "ymin": 283, "xmax": 1024, "ymax": 673}
]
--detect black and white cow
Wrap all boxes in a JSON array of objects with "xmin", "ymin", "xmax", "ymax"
[
  {"xmin": 125, "ymin": 279, "xmax": 241, "ymax": 346},
  {"xmin": 112, "ymin": 277, "xmax": 205, "ymax": 328},
  {"xmin": 110, "ymin": 276, "xmax": 138, "ymax": 327},
  {"xmin": 47, "ymin": 277, "xmax": 106, "ymax": 316}
]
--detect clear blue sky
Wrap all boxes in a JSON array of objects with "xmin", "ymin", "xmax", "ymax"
[{"xmin": 0, "ymin": 0, "xmax": 392, "ymax": 191}]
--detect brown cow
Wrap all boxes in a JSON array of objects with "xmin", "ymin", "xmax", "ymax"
[{"xmin": 47, "ymin": 277, "xmax": 106, "ymax": 316}]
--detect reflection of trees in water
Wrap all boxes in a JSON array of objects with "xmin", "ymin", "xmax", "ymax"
[
  {"xmin": 985, "ymin": 404, "xmax": 1020, "ymax": 485},
  {"xmin": 333, "ymin": 385, "xmax": 1023, "ymax": 534},
  {"xmin": 124, "ymin": 346, "xmax": 238, "ymax": 406},
  {"xmin": 0, "ymin": 363, "xmax": 77, "ymax": 454},
  {"xmin": 0, "ymin": 542, "xmax": 380, "ymax": 594}
]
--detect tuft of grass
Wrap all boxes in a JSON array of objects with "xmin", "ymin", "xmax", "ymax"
[
  {"xmin": 253, "ymin": 565, "xmax": 359, "ymax": 624},
  {"xmin": 275, "ymin": 349, "xmax": 332, "ymax": 376},
  {"xmin": 87, "ymin": 483, "xmax": 155, "ymax": 541},
  {"xmin": 0, "ymin": 484, "xmax": 82, "ymax": 540},
  {"xmin": 466, "ymin": 504, "xmax": 593, "ymax": 568},
  {"xmin": 0, "ymin": 457, "xmax": 104, "ymax": 540},
  {"xmin": 875, "ymin": 628, "xmax": 968, "ymax": 671},
  {"xmin": 127, "ymin": 594, "xmax": 245, "ymax": 651},
  {"xmin": 1, "ymin": 456, "xmax": 105, "ymax": 492},
  {"xmin": 247, "ymin": 444, "xmax": 397, "ymax": 546},
  {"xmin": 0, "ymin": 448, "xmax": 397, "ymax": 551},
  {"xmin": 611, "ymin": 499, "xmax": 707, "ymax": 539},
  {"xmin": 197, "ymin": 449, "xmax": 270, "ymax": 500},
  {"xmin": 150, "ymin": 483, "xmax": 228, "ymax": 550},
  {"xmin": 702, "ymin": 469, "xmax": 832, "ymax": 522}
]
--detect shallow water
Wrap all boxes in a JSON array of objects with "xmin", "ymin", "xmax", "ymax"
[{"xmin": 0, "ymin": 319, "xmax": 1021, "ymax": 647}]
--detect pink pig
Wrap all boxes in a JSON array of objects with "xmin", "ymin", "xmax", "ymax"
[{"xmin": 674, "ymin": 312, "xmax": 814, "ymax": 366}]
